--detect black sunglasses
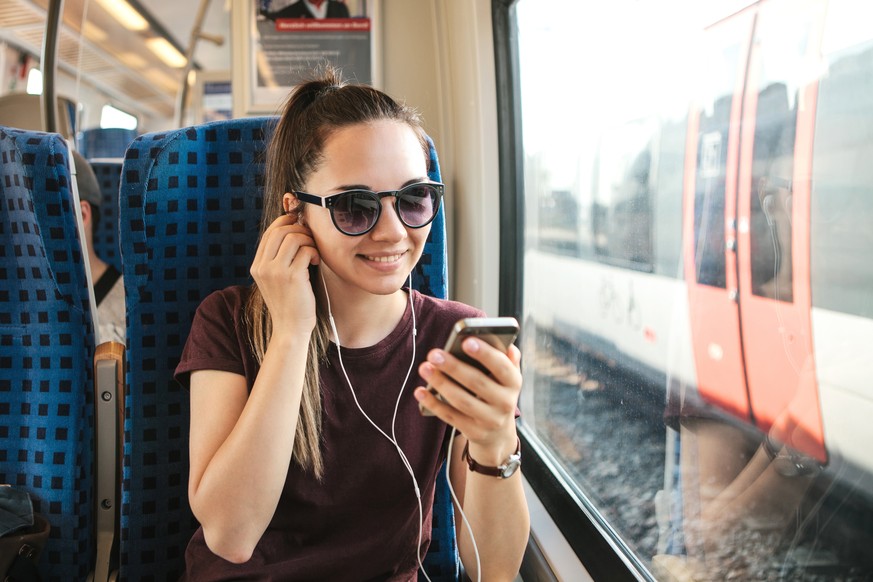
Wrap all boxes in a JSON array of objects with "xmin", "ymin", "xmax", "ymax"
[{"xmin": 294, "ymin": 182, "xmax": 444, "ymax": 236}]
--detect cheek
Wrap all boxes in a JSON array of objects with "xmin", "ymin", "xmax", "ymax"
[{"xmin": 407, "ymin": 229, "xmax": 431, "ymax": 262}]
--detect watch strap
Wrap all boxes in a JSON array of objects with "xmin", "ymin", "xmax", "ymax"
[{"xmin": 462, "ymin": 437, "xmax": 521, "ymax": 478}]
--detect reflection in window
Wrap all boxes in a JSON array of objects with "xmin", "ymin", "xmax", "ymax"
[
  {"xmin": 749, "ymin": 80, "xmax": 797, "ymax": 303},
  {"xmin": 653, "ymin": 116, "xmax": 688, "ymax": 278},
  {"xmin": 538, "ymin": 189, "xmax": 579, "ymax": 256},
  {"xmin": 693, "ymin": 78, "xmax": 736, "ymax": 289},
  {"xmin": 514, "ymin": 1, "xmax": 873, "ymax": 581},
  {"xmin": 593, "ymin": 123, "xmax": 655, "ymax": 270},
  {"xmin": 811, "ymin": 42, "xmax": 873, "ymax": 318}
]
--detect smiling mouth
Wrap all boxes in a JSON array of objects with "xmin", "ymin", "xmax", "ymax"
[{"xmin": 364, "ymin": 253, "xmax": 404, "ymax": 263}]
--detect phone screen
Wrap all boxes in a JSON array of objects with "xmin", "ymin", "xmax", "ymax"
[{"xmin": 420, "ymin": 317, "xmax": 519, "ymax": 415}]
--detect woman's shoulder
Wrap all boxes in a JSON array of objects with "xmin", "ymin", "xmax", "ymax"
[
  {"xmin": 198, "ymin": 285, "xmax": 252, "ymax": 317},
  {"xmin": 412, "ymin": 290, "xmax": 486, "ymax": 323}
]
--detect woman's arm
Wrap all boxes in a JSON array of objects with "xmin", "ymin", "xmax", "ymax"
[
  {"xmin": 188, "ymin": 214, "xmax": 320, "ymax": 563},
  {"xmin": 416, "ymin": 341, "xmax": 530, "ymax": 581},
  {"xmin": 188, "ymin": 331, "xmax": 310, "ymax": 563}
]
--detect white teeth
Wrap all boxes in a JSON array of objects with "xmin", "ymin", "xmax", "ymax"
[{"xmin": 366, "ymin": 254, "xmax": 402, "ymax": 263}]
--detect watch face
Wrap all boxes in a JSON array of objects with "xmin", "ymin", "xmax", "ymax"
[{"xmin": 500, "ymin": 458, "xmax": 521, "ymax": 478}]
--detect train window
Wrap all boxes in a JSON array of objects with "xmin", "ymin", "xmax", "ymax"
[
  {"xmin": 100, "ymin": 104, "xmax": 138, "ymax": 130},
  {"xmin": 514, "ymin": 0, "xmax": 704, "ymax": 578},
  {"xmin": 592, "ymin": 120, "xmax": 655, "ymax": 271},
  {"xmin": 26, "ymin": 68, "xmax": 43, "ymax": 94},
  {"xmin": 691, "ymin": 40, "xmax": 741, "ymax": 290},
  {"xmin": 746, "ymin": 4, "xmax": 815, "ymax": 303},
  {"xmin": 811, "ymin": 2, "xmax": 873, "ymax": 318},
  {"xmin": 652, "ymin": 115, "xmax": 687, "ymax": 279},
  {"xmin": 508, "ymin": 0, "xmax": 873, "ymax": 580}
]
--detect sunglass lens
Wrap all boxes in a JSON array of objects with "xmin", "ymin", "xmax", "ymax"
[
  {"xmin": 334, "ymin": 192, "xmax": 380, "ymax": 234},
  {"xmin": 398, "ymin": 185, "xmax": 439, "ymax": 227}
]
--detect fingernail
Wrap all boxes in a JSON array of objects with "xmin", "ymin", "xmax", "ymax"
[
  {"xmin": 413, "ymin": 388, "xmax": 426, "ymax": 401},
  {"xmin": 429, "ymin": 351, "xmax": 445, "ymax": 365},
  {"xmin": 464, "ymin": 338, "xmax": 479, "ymax": 352},
  {"xmin": 420, "ymin": 363, "xmax": 433, "ymax": 378}
]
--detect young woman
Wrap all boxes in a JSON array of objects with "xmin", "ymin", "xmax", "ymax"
[{"xmin": 175, "ymin": 68, "xmax": 529, "ymax": 581}]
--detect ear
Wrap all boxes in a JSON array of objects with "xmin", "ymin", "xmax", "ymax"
[
  {"xmin": 283, "ymin": 193, "xmax": 308, "ymax": 226},
  {"xmin": 282, "ymin": 192, "xmax": 298, "ymax": 215},
  {"xmin": 79, "ymin": 200, "xmax": 92, "ymax": 226}
]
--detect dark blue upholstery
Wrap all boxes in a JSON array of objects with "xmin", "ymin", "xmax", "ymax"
[
  {"xmin": 90, "ymin": 161, "xmax": 123, "ymax": 271},
  {"xmin": 119, "ymin": 117, "xmax": 455, "ymax": 580},
  {"xmin": 0, "ymin": 126, "xmax": 95, "ymax": 581},
  {"xmin": 78, "ymin": 128, "xmax": 138, "ymax": 161}
]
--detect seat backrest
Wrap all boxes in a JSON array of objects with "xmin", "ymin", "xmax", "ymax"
[
  {"xmin": 119, "ymin": 117, "xmax": 454, "ymax": 580},
  {"xmin": 77, "ymin": 128, "xmax": 138, "ymax": 161},
  {"xmin": 90, "ymin": 161, "xmax": 123, "ymax": 272},
  {"xmin": 0, "ymin": 94, "xmax": 76, "ymax": 141},
  {"xmin": 0, "ymin": 126, "xmax": 95, "ymax": 581}
]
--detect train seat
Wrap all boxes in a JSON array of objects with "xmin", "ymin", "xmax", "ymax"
[
  {"xmin": 0, "ymin": 126, "xmax": 96, "ymax": 580},
  {"xmin": 90, "ymin": 161, "xmax": 124, "ymax": 272},
  {"xmin": 77, "ymin": 128, "xmax": 138, "ymax": 161},
  {"xmin": 0, "ymin": 94, "xmax": 77, "ymax": 141},
  {"xmin": 117, "ymin": 117, "xmax": 456, "ymax": 580}
]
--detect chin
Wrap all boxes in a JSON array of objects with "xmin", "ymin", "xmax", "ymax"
[{"xmin": 357, "ymin": 270, "xmax": 414, "ymax": 296}]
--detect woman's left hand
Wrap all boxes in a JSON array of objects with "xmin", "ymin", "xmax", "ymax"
[{"xmin": 415, "ymin": 338, "xmax": 522, "ymax": 457}]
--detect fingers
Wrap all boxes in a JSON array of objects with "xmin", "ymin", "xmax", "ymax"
[
  {"xmin": 251, "ymin": 215, "xmax": 320, "ymax": 281},
  {"xmin": 416, "ymin": 338, "xmax": 521, "ymax": 431},
  {"xmin": 436, "ymin": 338, "xmax": 521, "ymax": 402},
  {"xmin": 252, "ymin": 214, "xmax": 292, "ymax": 266}
]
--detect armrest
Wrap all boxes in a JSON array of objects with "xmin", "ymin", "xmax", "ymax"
[{"xmin": 92, "ymin": 341, "xmax": 124, "ymax": 582}]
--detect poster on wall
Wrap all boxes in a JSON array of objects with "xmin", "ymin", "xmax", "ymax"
[{"xmin": 233, "ymin": 0, "xmax": 377, "ymax": 116}]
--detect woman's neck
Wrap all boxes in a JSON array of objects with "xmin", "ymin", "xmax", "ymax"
[
  {"xmin": 318, "ymin": 277, "xmax": 410, "ymax": 348},
  {"xmin": 90, "ymin": 254, "xmax": 109, "ymax": 284}
]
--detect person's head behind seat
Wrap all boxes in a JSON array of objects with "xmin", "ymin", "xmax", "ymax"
[{"xmin": 71, "ymin": 150, "xmax": 102, "ymax": 237}]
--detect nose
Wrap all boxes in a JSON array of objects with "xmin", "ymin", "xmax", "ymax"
[{"xmin": 369, "ymin": 198, "xmax": 406, "ymax": 241}]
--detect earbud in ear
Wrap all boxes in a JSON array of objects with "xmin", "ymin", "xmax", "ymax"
[{"xmin": 282, "ymin": 193, "xmax": 295, "ymax": 215}]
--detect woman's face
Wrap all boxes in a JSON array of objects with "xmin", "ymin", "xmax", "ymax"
[{"xmin": 293, "ymin": 120, "xmax": 431, "ymax": 298}]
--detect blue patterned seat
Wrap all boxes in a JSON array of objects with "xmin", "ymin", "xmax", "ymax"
[
  {"xmin": 90, "ymin": 161, "xmax": 123, "ymax": 272},
  {"xmin": 118, "ymin": 117, "xmax": 456, "ymax": 581},
  {"xmin": 78, "ymin": 128, "xmax": 137, "ymax": 161},
  {"xmin": 0, "ymin": 126, "xmax": 96, "ymax": 581}
]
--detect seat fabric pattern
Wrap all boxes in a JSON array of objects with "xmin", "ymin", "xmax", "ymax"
[
  {"xmin": 78, "ymin": 128, "xmax": 138, "ymax": 161},
  {"xmin": 119, "ymin": 117, "xmax": 455, "ymax": 581},
  {"xmin": 0, "ymin": 126, "xmax": 96, "ymax": 581},
  {"xmin": 91, "ymin": 161, "xmax": 123, "ymax": 272}
]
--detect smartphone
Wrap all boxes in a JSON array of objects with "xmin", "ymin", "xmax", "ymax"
[{"xmin": 419, "ymin": 316, "xmax": 519, "ymax": 416}]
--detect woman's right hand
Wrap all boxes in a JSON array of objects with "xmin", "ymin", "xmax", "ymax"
[{"xmin": 250, "ymin": 213, "xmax": 320, "ymax": 336}]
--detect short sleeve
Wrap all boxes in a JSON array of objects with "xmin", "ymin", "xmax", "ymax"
[{"xmin": 174, "ymin": 289, "xmax": 247, "ymax": 388}]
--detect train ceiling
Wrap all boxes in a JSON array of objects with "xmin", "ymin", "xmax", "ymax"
[{"xmin": 0, "ymin": 0, "xmax": 209, "ymax": 121}]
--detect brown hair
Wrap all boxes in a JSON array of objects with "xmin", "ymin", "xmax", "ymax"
[{"xmin": 245, "ymin": 67, "xmax": 429, "ymax": 478}]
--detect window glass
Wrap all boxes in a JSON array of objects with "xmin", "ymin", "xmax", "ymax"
[
  {"xmin": 692, "ymin": 40, "xmax": 740, "ymax": 290},
  {"xmin": 747, "ymin": 10, "xmax": 808, "ymax": 302},
  {"xmin": 592, "ymin": 120, "xmax": 656, "ymax": 270},
  {"xmin": 653, "ymin": 115, "xmax": 688, "ymax": 278},
  {"xmin": 514, "ymin": 1, "xmax": 873, "ymax": 580},
  {"xmin": 100, "ymin": 104, "xmax": 138, "ymax": 130},
  {"xmin": 811, "ymin": 4, "xmax": 873, "ymax": 318}
]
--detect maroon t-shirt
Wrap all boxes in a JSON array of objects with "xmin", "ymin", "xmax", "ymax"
[{"xmin": 175, "ymin": 286, "xmax": 482, "ymax": 581}]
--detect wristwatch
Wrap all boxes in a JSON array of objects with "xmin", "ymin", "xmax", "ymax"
[{"xmin": 462, "ymin": 437, "xmax": 521, "ymax": 478}]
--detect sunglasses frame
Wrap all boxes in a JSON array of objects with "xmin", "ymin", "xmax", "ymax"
[{"xmin": 293, "ymin": 182, "xmax": 444, "ymax": 236}]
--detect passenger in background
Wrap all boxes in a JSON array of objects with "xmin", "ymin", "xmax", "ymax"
[
  {"xmin": 72, "ymin": 151, "xmax": 125, "ymax": 345},
  {"xmin": 175, "ymin": 68, "xmax": 529, "ymax": 580}
]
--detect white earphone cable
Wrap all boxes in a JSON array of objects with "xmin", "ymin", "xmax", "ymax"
[
  {"xmin": 445, "ymin": 427, "xmax": 482, "ymax": 582},
  {"xmin": 320, "ymin": 270, "xmax": 432, "ymax": 581}
]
